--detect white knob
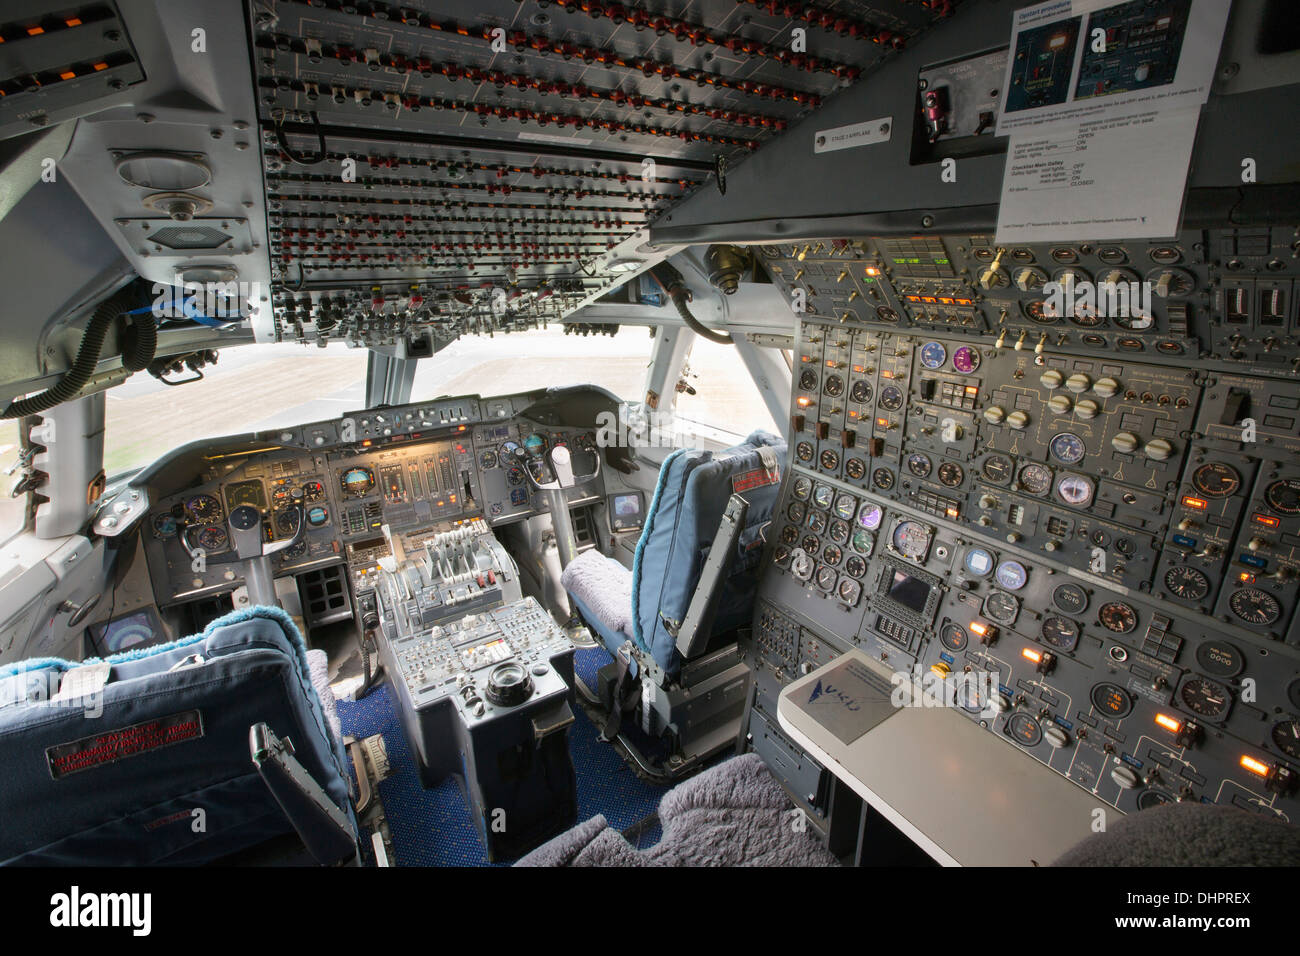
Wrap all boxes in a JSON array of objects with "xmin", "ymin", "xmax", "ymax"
[
  {"xmin": 1074, "ymin": 399, "xmax": 1099, "ymax": 420},
  {"xmin": 983, "ymin": 406, "xmax": 1006, "ymax": 425},
  {"xmin": 1040, "ymin": 369, "xmax": 1064, "ymax": 390},
  {"xmin": 1093, "ymin": 377, "xmax": 1120, "ymax": 398},
  {"xmin": 1065, "ymin": 373, "xmax": 1091, "ymax": 394},
  {"xmin": 1007, "ymin": 410, "xmax": 1030, "ymax": 430},
  {"xmin": 1112, "ymin": 432, "xmax": 1140, "ymax": 455},
  {"xmin": 1047, "ymin": 395, "xmax": 1072, "ymax": 416},
  {"xmin": 1144, "ymin": 438, "xmax": 1173, "ymax": 461}
]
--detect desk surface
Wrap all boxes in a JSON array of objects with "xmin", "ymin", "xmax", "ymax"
[{"xmin": 777, "ymin": 650, "xmax": 1114, "ymax": 867}]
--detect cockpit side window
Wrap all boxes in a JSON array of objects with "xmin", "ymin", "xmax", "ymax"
[
  {"xmin": 672, "ymin": 337, "xmax": 782, "ymax": 440},
  {"xmin": 0, "ymin": 419, "xmax": 29, "ymax": 543}
]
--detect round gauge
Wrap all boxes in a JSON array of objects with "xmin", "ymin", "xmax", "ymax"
[
  {"xmin": 801, "ymin": 534, "xmax": 821, "ymax": 555},
  {"xmin": 1053, "ymin": 583, "xmax": 1089, "ymax": 614},
  {"xmin": 1163, "ymin": 565, "xmax": 1210, "ymax": 601},
  {"xmin": 822, "ymin": 544, "xmax": 842, "ymax": 566},
  {"xmin": 981, "ymin": 454, "xmax": 1013, "ymax": 485},
  {"xmin": 185, "ymin": 494, "xmax": 222, "ymax": 523},
  {"xmin": 963, "ymin": 547, "xmax": 995, "ymax": 577},
  {"xmin": 819, "ymin": 449, "xmax": 840, "ymax": 471},
  {"xmin": 891, "ymin": 519, "xmax": 933, "ymax": 562},
  {"xmin": 823, "ymin": 374, "xmax": 844, "ymax": 397},
  {"xmin": 1229, "ymin": 587, "xmax": 1282, "ymax": 626},
  {"xmin": 1112, "ymin": 310, "xmax": 1153, "ymax": 331},
  {"xmin": 506, "ymin": 466, "xmax": 525, "ymax": 486},
  {"xmin": 773, "ymin": 545, "xmax": 792, "ymax": 567},
  {"xmin": 787, "ymin": 501, "xmax": 807, "ymax": 524},
  {"xmin": 833, "ymin": 494, "xmax": 857, "ymax": 520},
  {"xmin": 1041, "ymin": 616, "xmax": 1079, "ymax": 652},
  {"xmin": 306, "ymin": 505, "xmax": 329, "ymax": 527},
  {"xmin": 1179, "ymin": 676, "xmax": 1231, "ymax": 719},
  {"xmin": 523, "ymin": 433, "xmax": 548, "ymax": 457},
  {"xmin": 878, "ymin": 385, "xmax": 904, "ymax": 411},
  {"xmin": 271, "ymin": 485, "xmax": 291, "ymax": 506},
  {"xmin": 872, "ymin": 468, "xmax": 895, "ymax": 491},
  {"xmin": 1090, "ymin": 682, "xmax": 1133, "ymax": 718},
  {"xmin": 1145, "ymin": 266, "xmax": 1195, "ymax": 297},
  {"xmin": 796, "ymin": 441, "xmax": 815, "ymax": 463},
  {"xmin": 837, "ymin": 579, "xmax": 862, "ymax": 605},
  {"xmin": 152, "ymin": 513, "xmax": 178, "ymax": 538},
  {"xmin": 1007, "ymin": 713, "xmax": 1043, "ymax": 747},
  {"xmin": 857, "ymin": 503, "xmax": 883, "ymax": 529},
  {"xmin": 844, "ymin": 555, "xmax": 867, "ymax": 578},
  {"xmin": 995, "ymin": 559, "xmax": 1029, "ymax": 591},
  {"xmin": 828, "ymin": 519, "xmax": 850, "ymax": 545},
  {"xmin": 574, "ymin": 432, "xmax": 597, "ymax": 452},
  {"xmin": 790, "ymin": 551, "xmax": 814, "ymax": 582},
  {"xmin": 798, "ymin": 369, "xmax": 819, "ymax": 391},
  {"xmin": 1194, "ymin": 639, "xmax": 1243, "ymax": 679},
  {"xmin": 1098, "ymin": 601, "xmax": 1138, "ymax": 634},
  {"xmin": 1024, "ymin": 299, "xmax": 1055, "ymax": 324},
  {"xmin": 1055, "ymin": 473, "xmax": 1095, "ymax": 507},
  {"xmin": 274, "ymin": 508, "xmax": 300, "ymax": 535},
  {"xmin": 806, "ymin": 512, "xmax": 827, "ymax": 535},
  {"xmin": 940, "ymin": 623, "xmax": 968, "ymax": 652},
  {"xmin": 1068, "ymin": 309, "xmax": 1105, "ymax": 328},
  {"xmin": 340, "ymin": 466, "xmax": 375, "ymax": 498},
  {"xmin": 1272, "ymin": 720, "xmax": 1300, "ymax": 760},
  {"xmin": 779, "ymin": 525, "xmax": 798, "ymax": 545},
  {"xmin": 920, "ymin": 341, "xmax": 947, "ymax": 370},
  {"xmin": 952, "ymin": 345, "xmax": 980, "ymax": 374},
  {"xmin": 851, "ymin": 529, "xmax": 875, "ymax": 556},
  {"xmin": 500, "ymin": 440, "xmax": 522, "ymax": 461},
  {"xmin": 302, "ymin": 480, "xmax": 324, "ymax": 502},
  {"xmin": 225, "ymin": 482, "xmax": 264, "ymax": 510},
  {"xmin": 1049, "ymin": 432, "xmax": 1086, "ymax": 465},
  {"xmin": 196, "ymin": 525, "xmax": 227, "ymax": 552},
  {"xmin": 1265, "ymin": 478, "xmax": 1300, "ymax": 515},
  {"xmin": 845, "ymin": 457, "xmax": 866, "ymax": 480},
  {"xmin": 815, "ymin": 566, "xmax": 838, "ymax": 592},
  {"xmin": 791, "ymin": 476, "xmax": 813, "ymax": 501},
  {"xmin": 906, "ymin": 453, "xmax": 932, "ymax": 479},
  {"xmin": 850, "ymin": 381, "xmax": 872, "ymax": 404},
  {"xmin": 812, "ymin": 484, "xmax": 834, "ymax": 510},
  {"xmin": 956, "ymin": 678, "xmax": 987, "ymax": 714},
  {"xmin": 937, "ymin": 462, "xmax": 964, "ymax": 488},
  {"xmin": 1191, "ymin": 462, "xmax": 1240, "ymax": 499},
  {"xmin": 1018, "ymin": 463, "xmax": 1053, "ymax": 496},
  {"xmin": 983, "ymin": 590, "xmax": 1019, "ymax": 625},
  {"xmin": 480, "ymin": 450, "xmax": 499, "ymax": 470}
]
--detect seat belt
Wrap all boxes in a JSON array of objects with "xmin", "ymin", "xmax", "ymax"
[{"xmin": 600, "ymin": 642, "xmax": 643, "ymax": 742}]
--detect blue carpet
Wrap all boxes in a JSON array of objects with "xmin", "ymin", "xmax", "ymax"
[{"xmin": 336, "ymin": 646, "xmax": 667, "ymax": 866}]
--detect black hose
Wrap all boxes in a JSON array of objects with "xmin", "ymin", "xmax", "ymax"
[
  {"xmin": 275, "ymin": 110, "xmax": 327, "ymax": 166},
  {"xmin": 648, "ymin": 263, "xmax": 734, "ymax": 345},
  {"xmin": 121, "ymin": 313, "xmax": 157, "ymax": 372},
  {"xmin": 2, "ymin": 288, "xmax": 137, "ymax": 419}
]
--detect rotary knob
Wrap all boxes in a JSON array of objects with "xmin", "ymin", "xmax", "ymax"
[
  {"xmin": 1143, "ymin": 438, "xmax": 1173, "ymax": 461},
  {"xmin": 1007, "ymin": 410, "xmax": 1030, "ymax": 430},
  {"xmin": 983, "ymin": 405, "xmax": 1006, "ymax": 425},
  {"xmin": 1074, "ymin": 399, "xmax": 1099, "ymax": 420},
  {"xmin": 1065, "ymin": 372, "xmax": 1091, "ymax": 394},
  {"xmin": 1093, "ymin": 377, "xmax": 1120, "ymax": 398},
  {"xmin": 1111, "ymin": 432, "xmax": 1140, "ymax": 455},
  {"xmin": 1047, "ymin": 394, "xmax": 1072, "ymax": 416},
  {"xmin": 1040, "ymin": 369, "xmax": 1064, "ymax": 390},
  {"xmin": 485, "ymin": 661, "xmax": 534, "ymax": 708}
]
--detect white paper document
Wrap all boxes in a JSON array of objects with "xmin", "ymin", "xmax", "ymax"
[
  {"xmin": 994, "ymin": 107, "xmax": 1200, "ymax": 243},
  {"xmin": 995, "ymin": 0, "xmax": 1230, "ymax": 136}
]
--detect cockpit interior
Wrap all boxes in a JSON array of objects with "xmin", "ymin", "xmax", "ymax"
[{"xmin": 2, "ymin": 0, "xmax": 1300, "ymax": 896}]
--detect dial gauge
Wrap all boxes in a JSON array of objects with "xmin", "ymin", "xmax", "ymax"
[
  {"xmin": 919, "ymin": 341, "xmax": 947, "ymax": 370},
  {"xmin": 821, "ymin": 544, "xmax": 842, "ymax": 566},
  {"xmin": 506, "ymin": 466, "xmax": 525, "ymax": 486},
  {"xmin": 963, "ymin": 547, "xmax": 994, "ymax": 577},
  {"xmin": 872, "ymin": 468, "xmax": 895, "ymax": 491},
  {"xmin": 1272, "ymin": 720, "xmax": 1300, "ymax": 760},
  {"xmin": 1053, "ymin": 583, "xmax": 1088, "ymax": 614},
  {"xmin": 844, "ymin": 555, "xmax": 867, "ymax": 578},
  {"xmin": 1007, "ymin": 713, "xmax": 1042, "ymax": 747},
  {"xmin": 1229, "ymin": 587, "xmax": 1281, "ymax": 626},
  {"xmin": 1041, "ymin": 616, "xmax": 1079, "ymax": 652},
  {"xmin": 271, "ymin": 485, "xmax": 291, "ymax": 506},
  {"xmin": 878, "ymin": 385, "xmax": 904, "ymax": 411},
  {"xmin": 196, "ymin": 525, "xmax": 227, "ymax": 552},
  {"xmin": 1019, "ymin": 463, "xmax": 1053, "ymax": 495},
  {"xmin": 851, "ymin": 529, "xmax": 875, "ymax": 556},
  {"xmin": 1179, "ymin": 676, "xmax": 1231, "ymax": 719},
  {"xmin": 850, "ymin": 381, "xmax": 872, "ymax": 404},
  {"xmin": 1049, "ymin": 432, "xmax": 1086, "ymax": 465},
  {"xmin": 306, "ymin": 505, "xmax": 329, "ymax": 527},
  {"xmin": 301, "ymin": 480, "xmax": 324, "ymax": 502},
  {"xmin": 823, "ymin": 374, "xmax": 844, "ymax": 397},
  {"xmin": 779, "ymin": 525, "xmax": 798, "ymax": 545},
  {"xmin": 795, "ymin": 442, "xmax": 815, "ymax": 462},
  {"xmin": 981, "ymin": 454, "xmax": 1012, "ymax": 485},
  {"xmin": 798, "ymin": 369, "xmax": 819, "ymax": 391},
  {"xmin": 185, "ymin": 494, "xmax": 222, "ymax": 523},
  {"xmin": 787, "ymin": 502, "xmax": 807, "ymax": 524},
  {"xmin": 480, "ymin": 450, "xmax": 499, "ymax": 470},
  {"xmin": 801, "ymin": 535, "xmax": 820, "ymax": 555},
  {"xmin": 951, "ymin": 345, "xmax": 980, "ymax": 374},
  {"xmin": 906, "ymin": 453, "xmax": 932, "ymax": 478},
  {"xmin": 523, "ymin": 433, "xmax": 548, "ymax": 457},
  {"xmin": 152, "ymin": 513, "xmax": 178, "ymax": 538},
  {"xmin": 225, "ymin": 480, "xmax": 265, "ymax": 511},
  {"xmin": 940, "ymin": 623, "xmax": 968, "ymax": 652},
  {"xmin": 340, "ymin": 466, "xmax": 375, "ymax": 498},
  {"xmin": 837, "ymin": 579, "xmax": 862, "ymax": 605},
  {"xmin": 845, "ymin": 457, "xmax": 866, "ymax": 480},
  {"xmin": 983, "ymin": 590, "xmax": 1019, "ymax": 625},
  {"xmin": 806, "ymin": 512, "xmax": 827, "ymax": 535},
  {"xmin": 790, "ymin": 550, "xmax": 814, "ymax": 582},
  {"xmin": 819, "ymin": 449, "xmax": 840, "ymax": 471},
  {"xmin": 1265, "ymin": 479, "xmax": 1300, "ymax": 515},
  {"xmin": 833, "ymin": 494, "xmax": 857, "ymax": 520},
  {"xmin": 1164, "ymin": 565, "xmax": 1210, "ymax": 601},
  {"xmin": 1190, "ymin": 462, "xmax": 1240, "ymax": 499},
  {"xmin": 1090, "ymin": 682, "xmax": 1133, "ymax": 718},
  {"xmin": 1098, "ymin": 601, "xmax": 1138, "ymax": 634},
  {"xmin": 772, "ymin": 545, "xmax": 792, "ymax": 567},
  {"xmin": 937, "ymin": 462, "xmax": 964, "ymax": 488},
  {"xmin": 499, "ymin": 440, "xmax": 521, "ymax": 461},
  {"xmin": 816, "ymin": 566, "xmax": 838, "ymax": 592},
  {"xmin": 995, "ymin": 559, "xmax": 1029, "ymax": 591},
  {"xmin": 812, "ymin": 484, "xmax": 835, "ymax": 510},
  {"xmin": 274, "ymin": 508, "xmax": 300, "ymax": 535},
  {"xmin": 828, "ymin": 519, "xmax": 850, "ymax": 545},
  {"xmin": 1055, "ymin": 473, "xmax": 1095, "ymax": 507},
  {"xmin": 857, "ymin": 503, "xmax": 883, "ymax": 529},
  {"xmin": 791, "ymin": 476, "xmax": 813, "ymax": 501},
  {"xmin": 890, "ymin": 519, "xmax": 933, "ymax": 562}
]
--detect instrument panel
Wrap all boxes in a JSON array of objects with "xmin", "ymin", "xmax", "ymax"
[{"xmin": 749, "ymin": 228, "xmax": 1300, "ymax": 831}]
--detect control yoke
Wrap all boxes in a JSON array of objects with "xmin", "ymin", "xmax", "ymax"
[
  {"xmin": 180, "ymin": 500, "xmax": 306, "ymax": 608},
  {"xmin": 526, "ymin": 444, "xmax": 601, "ymax": 570}
]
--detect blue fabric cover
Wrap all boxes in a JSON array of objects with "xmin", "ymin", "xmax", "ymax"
[
  {"xmin": 630, "ymin": 431, "xmax": 785, "ymax": 675},
  {"xmin": 0, "ymin": 606, "xmax": 356, "ymax": 865}
]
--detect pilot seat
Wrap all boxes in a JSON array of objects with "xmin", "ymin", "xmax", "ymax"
[
  {"xmin": 562, "ymin": 430, "xmax": 785, "ymax": 778},
  {"xmin": 0, "ymin": 605, "xmax": 360, "ymax": 866}
]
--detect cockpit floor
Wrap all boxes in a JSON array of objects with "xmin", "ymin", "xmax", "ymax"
[{"xmin": 335, "ymin": 647, "xmax": 667, "ymax": 866}]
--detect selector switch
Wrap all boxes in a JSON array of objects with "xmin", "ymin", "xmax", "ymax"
[
  {"xmin": 983, "ymin": 406, "xmax": 1006, "ymax": 425},
  {"xmin": 1111, "ymin": 432, "xmax": 1140, "ymax": 455},
  {"xmin": 1111, "ymin": 765, "xmax": 1141, "ymax": 790},
  {"xmin": 1040, "ymin": 369, "xmax": 1064, "ymax": 390},
  {"xmin": 1093, "ymin": 377, "xmax": 1120, "ymax": 398},
  {"xmin": 1047, "ymin": 395, "xmax": 1072, "ymax": 416},
  {"xmin": 1065, "ymin": 373, "xmax": 1091, "ymax": 394},
  {"xmin": 1006, "ymin": 410, "xmax": 1030, "ymax": 430},
  {"xmin": 1074, "ymin": 399, "xmax": 1099, "ymax": 420},
  {"xmin": 1143, "ymin": 438, "xmax": 1174, "ymax": 461}
]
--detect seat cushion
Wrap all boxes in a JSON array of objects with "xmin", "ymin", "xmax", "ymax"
[{"xmin": 562, "ymin": 549, "xmax": 635, "ymax": 655}]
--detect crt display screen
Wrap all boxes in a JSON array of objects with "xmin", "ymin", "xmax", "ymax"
[
  {"xmin": 613, "ymin": 494, "xmax": 642, "ymax": 518},
  {"xmin": 887, "ymin": 570, "xmax": 932, "ymax": 614}
]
